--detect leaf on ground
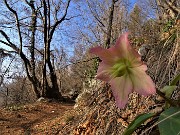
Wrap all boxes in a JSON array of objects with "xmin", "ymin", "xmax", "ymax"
[
  {"xmin": 123, "ymin": 113, "xmax": 155, "ymax": 135},
  {"xmin": 158, "ymin": 107, "xmax": 180, "ymax": 135},
  {"xmin": 161, "ymin": 85, "xmax": 177, "ymax": 98}
]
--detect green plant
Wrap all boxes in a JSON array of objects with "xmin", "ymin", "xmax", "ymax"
[{"xmin": 123, "ymin": 74, "xmax": 180, "ymax": 135}]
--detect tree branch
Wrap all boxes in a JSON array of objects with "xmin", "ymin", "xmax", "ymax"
[
  {"xmin": 47, "ymin": 0, "xmax": 51, "ymax": 37},
  {"xmin": 164, "ymin": 0, "xmax": 180, "ymax": 14},
  {"xmin": 0, "ymin": 31, "xmax": 32, "ymax": 81},
  {"xmin": 3, "ymin": 0, "xmax": 23, "ymax": 53},
  {"xmin": 0, "ymin": 30, "xmax": 18, "ymax": 51},
  {"xmin": 48, "ymin": 0, "xmax": 71, "ymax": 44},
  {"xmin": 86, "ymin": 0, "xmax": 105, "ymax": 27}
]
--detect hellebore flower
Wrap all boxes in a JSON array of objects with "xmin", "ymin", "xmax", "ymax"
[{"xmin": 89, "ymin": 33, "xmax": 156, "ymax": 109}]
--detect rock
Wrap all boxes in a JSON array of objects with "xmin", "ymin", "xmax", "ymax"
[{"xmin": 37, "ymin": 97, "xmax": 46, "ymax": 102}]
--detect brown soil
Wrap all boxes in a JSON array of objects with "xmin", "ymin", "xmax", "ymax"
[{"xmin": 0, "ymin": 101, "xmax": 75, "ymax": 135}]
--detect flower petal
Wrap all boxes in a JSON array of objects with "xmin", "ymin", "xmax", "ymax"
[
  {"xmin": 110, "ymin": 75, "xmax": 133, "ymax": 109},
  {"xmin": 96, "ymin": 62, "xmax": 111, "ymax": 82},
  {"xmin": 130, "ymin": 65, "xmax": 156, "ymax": 95},
  {"xmin": 89, "ymin": 45, "xmax": 122, "ymax": 64},
  {"xmin": 115, "ymin": 33, "xmax": 142, "ymax": 66},
  {"xmin": 115, "ymin": 33, "xmax": 131, "ymax": 57}
]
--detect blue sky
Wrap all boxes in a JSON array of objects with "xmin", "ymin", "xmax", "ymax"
[
  {"xmin": 0, "ymin": 0, "xmax": 139, "ymax": 55},
  {"xmin": 131, "ymin": 0, "xmax": 137, "ymax": 5},
  {"xmin": 0, "ymin": 0, "xmax": 139, "ymax": 83},
  {"xmin": 129, "ymin": 0, "xmax": 137, "ymax": 11}
]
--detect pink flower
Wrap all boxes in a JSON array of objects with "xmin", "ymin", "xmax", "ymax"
[{"xmin": 90, "ymin": 33, "xmax": 156, "ymax": 109}]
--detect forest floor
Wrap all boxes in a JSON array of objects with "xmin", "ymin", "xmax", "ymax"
[{"xmin": 0, "ymin": 101, "xmax": 77, "ymax": 135}]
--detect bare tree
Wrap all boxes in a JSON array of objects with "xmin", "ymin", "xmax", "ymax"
[{"xmin": 0, "ymin": 0, "xmax": 72, "ymax": 100}]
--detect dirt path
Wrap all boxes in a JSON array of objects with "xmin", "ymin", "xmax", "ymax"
[{"xmin": 0, "ymin": 102, "xmax": 75, "ymax": 135}]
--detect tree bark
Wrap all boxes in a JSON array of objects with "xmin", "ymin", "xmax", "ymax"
[
  {"xmin": 41, "ymin": 0, "xmax": 72, "ymax": 99},
  {"xmin": 105, "ymin": 0, "xmax": 118, "ymax": 49}
]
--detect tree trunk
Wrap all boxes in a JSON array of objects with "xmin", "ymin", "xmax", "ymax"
[
  {"xmin": 42, "ymin": 0, "xmax": 63, "ymax": 100},
  {"xmin": 105, "ymin": 0, "xmax": 118, "ymax": 49},
  {"xmin": 47, "ymin": 61, "xmax": 62, "ymax": 100}
]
